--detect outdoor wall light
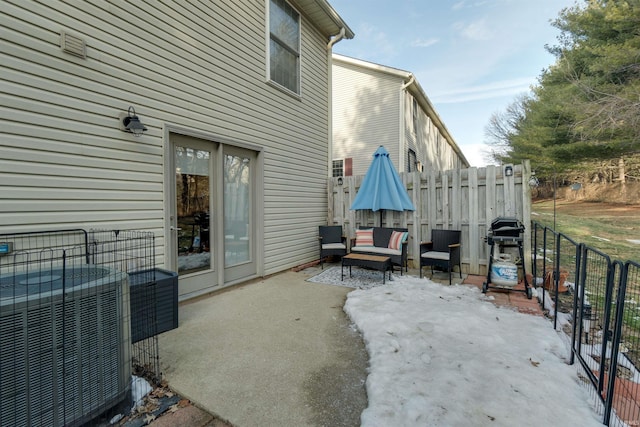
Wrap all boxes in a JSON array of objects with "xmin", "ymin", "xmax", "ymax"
[
  {"xmin": 120, "ymin": 106, "xmax": 147, "ymax": 136},
  {"xmin": 337, "ymin": 177, "xmax": 343, "ymax": 186},
  {"xmin": 528, "ymin": 171, "xmax": 539, "ymax": 188},
  {"xmin": 504, "ymin": 165, "xmax": 513, "ymax": 177}
]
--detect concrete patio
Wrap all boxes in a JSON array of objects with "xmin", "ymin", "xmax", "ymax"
[{"xmin": 150, "ymin": 263, "xmax": 542, "ymax": 426}]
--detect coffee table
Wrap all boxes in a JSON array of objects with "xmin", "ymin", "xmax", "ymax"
[{"xmin": 341, "ymin": 253, "xmax": 393, "ymax": 284}]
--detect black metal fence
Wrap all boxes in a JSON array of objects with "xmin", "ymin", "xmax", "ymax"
[
  {"xmin": 0, "ymin": 229, "xmax": 161, "ymax": 427},
  {"xmin": 532, "ymin": 222, "xmax": 640, "ymax": 426}
]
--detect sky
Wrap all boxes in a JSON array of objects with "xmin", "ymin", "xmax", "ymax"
[
  {"xmin": 329, "ymin": 0, "xmax": 578, "ymax": 167},
  {"xmin": 308, "ymin": 268, "xmax": 606, "ymax": 426}
]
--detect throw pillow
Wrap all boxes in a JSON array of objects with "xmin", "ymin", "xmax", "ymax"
[
  {"xmin": 355, "ymin": 229, "xmax": 374, "ymax": 246},
  {"xmin": 388, "ymin": 231, "xmax": 408, "ymax": 250}
]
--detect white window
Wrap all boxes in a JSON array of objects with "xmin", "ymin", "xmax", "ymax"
[
  {"xmin": 332, "ymin": 159, "xmax": 343, "ymax": 177},
  {"xmin": 268, "ymin": 0, "xmax": 300, "ymax": 94}
]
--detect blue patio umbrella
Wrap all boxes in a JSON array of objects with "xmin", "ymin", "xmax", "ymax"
[{"xmin": 350, "ymin": 145, "xmax": 415, "ymax": 225}]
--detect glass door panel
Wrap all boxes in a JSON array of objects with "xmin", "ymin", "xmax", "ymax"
[
  {"xmin": 175, "ymin": 145, "xmax": 212, "ymax": 275},
  {"xmin": 224, "ymin": 154, "xmax": 251, "ymax": 266}
]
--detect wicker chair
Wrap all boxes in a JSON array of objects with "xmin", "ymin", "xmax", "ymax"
[
  {"xmin": 420, "ymin": 229, "xmax": 462, "ymax": 285},
  {"xmin": 318, "ymin": 225, "xmax": 347, "ymax": 269}
]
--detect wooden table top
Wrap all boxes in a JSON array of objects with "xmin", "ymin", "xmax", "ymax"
[{"xmin": 343, "ymin": 253, "xmax": 390, "ymax": 262}]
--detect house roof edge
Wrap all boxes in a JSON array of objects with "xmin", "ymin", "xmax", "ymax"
[
  {"xmin": 333, "ymin": 54, "xmax": 471, "ymax": 167},
  {"xmin": 294, "ymin": 0, "xmax": 355, "ymax": 39}
]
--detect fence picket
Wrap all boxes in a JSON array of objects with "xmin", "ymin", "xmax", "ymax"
[{"xmin": 328, "ymin": 161, "xmax": 531, "ymax": 274}]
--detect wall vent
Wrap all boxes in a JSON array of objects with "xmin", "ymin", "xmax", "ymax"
[{"xmin": 60, "ymin": 30, "xmax": 86, "ymax": 58}]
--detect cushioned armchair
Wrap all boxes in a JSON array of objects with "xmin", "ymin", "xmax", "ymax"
[
  {"xmin": 420, "ymin": 229, "xmax": 462, "ymax": 285},
  {"xmin": 318, "ymin": 225, "xmax": 347, "ymax": 269}
]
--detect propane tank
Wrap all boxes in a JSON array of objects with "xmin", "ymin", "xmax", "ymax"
[{"xmin": 490, "ymin": 254, "xmax": 518, "ymax": 287}]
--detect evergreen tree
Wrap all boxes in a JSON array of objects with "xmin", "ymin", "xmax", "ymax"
[{"xmin": 486, "ymin": 0, "xmax": 640, "ymax": 179}]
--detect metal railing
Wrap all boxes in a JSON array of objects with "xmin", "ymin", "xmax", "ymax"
[{"xmin": 531, "ymin": 222, "xmax": 640, "ymax": 425}]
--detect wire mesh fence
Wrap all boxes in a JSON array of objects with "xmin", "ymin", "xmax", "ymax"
[
  {"xmin": 0, "ymin": 229, "xmax": 162, "ymax": 427},
  {"xmin": 531, "ymin": 222, "xmax": 640, "ymax": 426}
]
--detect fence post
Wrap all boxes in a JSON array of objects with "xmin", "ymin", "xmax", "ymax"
[
  {"xmin": 603, "ymin": 261, "xmax": 627, "ymax": 425},
  {"xmin": 569, "ymin": 243, "xmax": 583, "ymax": 366}
]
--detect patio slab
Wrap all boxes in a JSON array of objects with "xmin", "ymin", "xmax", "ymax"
[
  {"xmin": 157, "ymin": 269, "xmax": 368, "ymax": 427},
  {"xmin": 151, "ymin": 263, "xmax": 543, "ymax": 426}
]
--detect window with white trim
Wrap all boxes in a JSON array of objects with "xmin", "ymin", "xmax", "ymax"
[
  {"xmin": 269, "ymin": 0, "xmax": 300, "ymax": 94},
  {"xmin": 332, "ymin": 159, "xmax": 343, "ymax": 177}
]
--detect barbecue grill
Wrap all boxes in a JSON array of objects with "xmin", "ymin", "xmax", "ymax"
[
  {"xmin": 482, "ymin": 217, "xmax": 532, "ymax": 299},
  {"xmin": 487, "ymin": 217, "xmax": 525, "ymax": 242}
]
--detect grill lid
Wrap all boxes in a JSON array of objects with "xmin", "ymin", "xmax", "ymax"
[{"xmin": 489, "ymin": 217, "xmax": 525, "ymax": 236}]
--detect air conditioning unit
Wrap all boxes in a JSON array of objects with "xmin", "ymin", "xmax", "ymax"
[{"xmin": 0, "ymin": 265, "xmax": 131, "ymax": 427}]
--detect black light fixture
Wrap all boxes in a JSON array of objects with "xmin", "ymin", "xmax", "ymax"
[
  {"xmin": 120, "ymin": 106, "xmax": 147, "ymax": 136},
  {"xmin": 528, "ymin": 170, "xmax": 539, "ymax": 188},
  {"xmin": 337, "ymin": 177, "xmax": 343, "ymax": 186},
  {"xmin": 504, "ymin": 165, "xmax": 513, "ymax": 177}
]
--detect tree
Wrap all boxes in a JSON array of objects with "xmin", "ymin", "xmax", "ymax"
[
  {"xmin": 484, "ymin": 94, "xmax": 529, "ymax": 161},
  {"xmin": 551, "ymin": 0, "xmax": 640, "ymax": 156},
  {"xmin": 486, "ymin": 0, "xmax": 640, "ymax": 180}
]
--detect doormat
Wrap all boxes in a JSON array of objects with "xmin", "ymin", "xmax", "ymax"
[{"xmin": 306, "ymin": 266, "xmax": 396, "ymax": 290}]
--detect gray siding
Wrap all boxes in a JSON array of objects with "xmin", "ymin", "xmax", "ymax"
[
  {"xmin": 332, "ymin": 55, "xmax": 468, "ymax": 176},
  {"xmin": 1, "ymin": 0, "xmax": 333, "ymax": 276},
  {"xmin": 332, "ymin": 60, "xmax": 401, "ymax": 176},
  {"xmin": 402, "ymin": 92, "xmax": 464, "ymax": 173}
]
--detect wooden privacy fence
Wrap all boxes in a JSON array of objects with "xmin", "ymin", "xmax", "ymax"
[{"xmin": 327, "ymin": 161, "xmax": 533, "ymax": 275}]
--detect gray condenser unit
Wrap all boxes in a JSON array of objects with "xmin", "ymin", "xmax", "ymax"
[{"xmin": 0, "ymin": 265, "xmax": 131, "ymax": 427}]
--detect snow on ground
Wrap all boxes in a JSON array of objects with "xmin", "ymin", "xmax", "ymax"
[{"xmin": 343, "ymin": 275, "xmax": 603, "ymax": 427}]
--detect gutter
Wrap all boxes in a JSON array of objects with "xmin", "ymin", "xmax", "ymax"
[
  {"xmin": 399, "ymin": 74, "xmax": 415, "ymax": 172},
  {"xmin": 327, "ymin": 27, "xmax": 346, "ymax": 50},
  {"xmin": 401, "ymin": 74, "xmax": 415, "ymax": 90}
]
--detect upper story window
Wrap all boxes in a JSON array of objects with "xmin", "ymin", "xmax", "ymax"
[{"xmin": 269, "ymin": 0, "xmax": 300, "ymax": 94}]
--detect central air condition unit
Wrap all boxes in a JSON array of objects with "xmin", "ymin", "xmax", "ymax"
[{"xmin": 0, "ymin": 265, "xmax": 131, "ymax": 427}]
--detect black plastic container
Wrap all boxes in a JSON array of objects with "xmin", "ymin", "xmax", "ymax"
[{"xmin": 129, "ymin": 268, "xmax": 178, "ymax": 343}]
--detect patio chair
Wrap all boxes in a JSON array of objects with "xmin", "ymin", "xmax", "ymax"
[
  {"xmin": 420, "ymin": 229, "xmax": 462, "ymax": 285},
  {"xmin": 318, "ymin": 225, "xmax": 347, "ymax": 269}
]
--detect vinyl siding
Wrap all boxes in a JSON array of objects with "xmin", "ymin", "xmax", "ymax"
[
  {"xmin": 402, "ymin": 91, "xmax": 464, "ymax": 172},
  {"xmin": 1, "ymin": 0, "xmax": 334, "ymax": 276},
  {"xmin": 332, "ymin": 60, "xmax": 402, "ymax": 176},
  {"xmin": 332, "ymin": 55, "xmax": 468, "ymax": 176}
]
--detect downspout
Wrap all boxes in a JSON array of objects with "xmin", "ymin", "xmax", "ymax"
[
  {"xmin": 327, "ymin": 27, "xmax": 346, "ymax": 50},
  {"xmin": 401, "ymin": 74, "xmax": 415, "ymax": 91},
  {"xmin": 399, "ymin": 74, "xmax": 415, "ymax": 173},
  {"xmin": 327, "ymin": 28, "xmax": 346, "ymax": 182}
]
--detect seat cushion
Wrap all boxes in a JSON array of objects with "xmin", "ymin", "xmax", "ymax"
[
  {"xmin": 352, "ymin": 246, "xmax": 401, "ymax": 256},
  {"xmin": 421, "ymin": 251, "xmax": 450, "ymax": 261},
  {"xmin": 322, "ymin": 243, "xmax": 346, "ymax": 249}
]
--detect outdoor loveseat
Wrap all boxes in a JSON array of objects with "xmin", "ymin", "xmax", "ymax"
[{"xmin": 350, "ymin": 226, "xmax": 409, "ymax": 274}]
